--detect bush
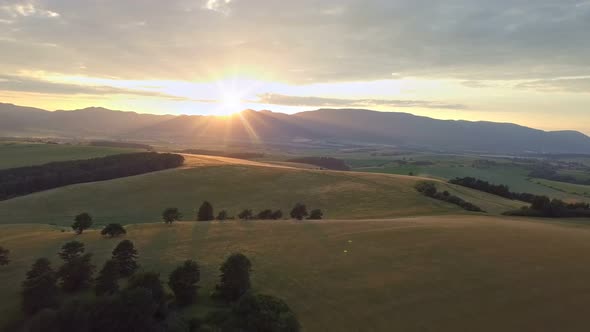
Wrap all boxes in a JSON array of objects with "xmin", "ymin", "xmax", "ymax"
[
  {"xmin": 290, "ymin": 203, "xmax": 308, "ymax": 220},
  {"xmin": 101, "ymin": 223, "xmax": 126, "ymax": 237},
  {"xmin": 271, "ymin": 210, "xmax": 283, "ymax": 220},
  {"xmin": 238, "ymin": 209, "xmax": 254, "ymax": 220},
  {"xmin": 256, "ymin": 209, "xmax": 274, "ymax": 220},
  {"xmin": 308, "ymin": 209, "xmax": 323, "ymax": 220},
  {"xmin": 163, "ymin": 208, "xmax": 182, "ymax": 224},
  {"xmin": 217, "ymin": 210, "xmax": 229, "ymax": 221}
]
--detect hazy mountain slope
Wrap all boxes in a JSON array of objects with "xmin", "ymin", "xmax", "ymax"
[{"xmin": 2, "ymin": 103, "xmax": 590, "ymax": 153}]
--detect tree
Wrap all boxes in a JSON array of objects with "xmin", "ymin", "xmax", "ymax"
[
  {"xmin": 256, "ymin": 209, "xmax": 274, "ymax": 220},
  {"xmin": 238, "ymin": 209, "xmax": 253, "ymax": 220},
  {"xmin": 162, "ymin": 208, "xmax": 182, "ymax": 224},
  {"xmin": 290, "ymin": 203, "xmax": 308, "ymax": 220},
  {"xmin": 415, "ymin": 181, "xmax": 437, "ymax": 197},
  {"xmin": 271, "ymin": 210, "xmax": 283, "ymax": 220},
  {"xmin": 232, "ymin": 293, "xmax": 300, "ymax": 332},
  {"xmin": 0, "ymin": 246, "xmax": 9, "ymax": 266},
  {"xmin": 92, "ymin": 288, "xmax": 160, "ymax": 332},
  {"xmin": 58, "ymin": 253, "xmax": 95, "ymax": 292},
  {"xmin": 112, "ymin": 240, "xmax": 139, "ymax": 277},
  {"xmin": 197, "ymin": 201, "xmax": 214, "ymax": 221},
  {"xmin": 101, "ymin": 223, "xmax": 127, "ymax": 237},
  {"xmin": 58, "ymin": 241, "xmax": 85, "ymax": 262},
  {"xmin": 168, "ymin": 260, "xmax": 201, "ymax": 306},
  {"xmin": 216, "ymin": 253, "xmax": 252, "ymax": 302},
  {"xmin": 95, "ymin": 259, "xmax": 120, "ymax": 296},
  {"xmin": 308, "ymin": 209, "xmax": 323, "ymax": 220},
  {"xmin": 72, "ymin": 213, "xmax": 93, "ymax": 234},
  {"xmin": 217, "ymin": 210, "xmax": 229, "ymax": 221},
  {"xmin": 22, "ymin": 258, "xmax": 59, "ymax": 314},
  {"xmin": 127, "ymin": 272, "xmax": 166, "ymax": 304}
]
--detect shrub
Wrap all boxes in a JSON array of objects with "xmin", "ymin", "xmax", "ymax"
[
  {"xmin": 308, "ymin": 209, "xmax": 323, "ymax": 220},
  {"xmin": 162, "ymin": 208, "xmax": 182, "ymax": 224},
  {"xmin": 290, "ymin": 203, "xmax": 308, "ymax": 220},
  {"xmin": 100, "ymin": 223, "xmax": 126, "ymax": 237}
]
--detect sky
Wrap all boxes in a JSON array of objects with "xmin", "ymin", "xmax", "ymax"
[{"xmin": 1, "ymin": 0, "xmax": 590, "ymax": 133}]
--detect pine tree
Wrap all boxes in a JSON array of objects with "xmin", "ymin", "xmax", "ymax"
[
  {"xmin": 95, "ymin": 259, "xmax": 120, "ymax": 296},
  {"xmin": 112, "ymin": 240, "xmax": 139, "ymax": 277},
  {"xmin": 168, "ymin": 260, "xmax": 201, "ymax": 306},
  {"xmin": 22, "ymin": 258, "xmax": 59, "ymax": 314},
  {"xmin": 216, "ymin": 253, "xmax": 252, "ymax": 302},
  {"xmin": 197, "ymin": 201, "xmax": 214, "ymax": 221}
]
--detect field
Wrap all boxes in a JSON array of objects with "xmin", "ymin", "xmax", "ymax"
[
  {"xmin": 0, "ymin": 142, "xmax": 140, "ymax": 170},
  {"xmin": 0, "ymin": 154, "xmax": 523, "ymax": 226},
  {"xmin": 345, "ymin": 153, "xmax": 590, "ymax": 201},
  {"xmin": 3, "ymin": 216, "xmax": 590, "ymax": 331}
]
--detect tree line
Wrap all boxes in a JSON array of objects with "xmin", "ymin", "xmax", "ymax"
[
  {"xmin": 415, "ymin": 182, "xmax": 484, "ymax": 212},
  {"xmin": 164, "ymin": 202, "xmax": 324, "ymax": 223},
  {"xmin": 286, "ymin": 157, "xmax": 350, "ymax": 171},
  {"xmin": 449, "ymin": 176, "xmax": 590, "ymax": 218},
  {"xmin": 19, "ymin": 240, "xmax": 299, "ymax": 332},
  {"xmin": 0, "ymin": 152, "xmax": 184, "ymax": 201}
]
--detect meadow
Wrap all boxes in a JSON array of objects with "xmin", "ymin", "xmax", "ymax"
[
  {"xmin": 0, "ymin": 155, "xmax": 523, "ymax": 226},
  {"xmin": 3, "ymin": 216, "xmax": 590, "ymax": 331}
]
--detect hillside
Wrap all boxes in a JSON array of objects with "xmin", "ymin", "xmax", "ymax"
[
  {"xmin": 3, "ymin": 103, "xmax": 590, "ymax": 153},
  {"xmin": 4, "ymin": 216, "xmax": 590, "ymax": 331},
  {"xmin": 0, "ymin": 154, "xmax": 522, "ymax": 225}
]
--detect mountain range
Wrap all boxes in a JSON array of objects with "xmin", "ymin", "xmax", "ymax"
[{"xmin": 1, "ymin": 102, "xmax": 589, "ymax": 154}]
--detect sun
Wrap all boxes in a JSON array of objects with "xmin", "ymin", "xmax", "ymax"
[{"xmin": 221, "ymin": 92, "xmax": 243, "ymax": 113}]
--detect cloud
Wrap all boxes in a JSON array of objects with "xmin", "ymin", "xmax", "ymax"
[
  {"xmin": 0, "ymin": 0, "xmax": 589, "ymax": 84},
  {"xmin": 0, "ymin": 74, "xmax": 192, "ymax": 100},
  {"xmin": 256, "ymin": 93, "xmax": 468, "ymax": 110},
  {"xmin": 517, "ymin": 77, "xmax": 590, "ymax": 93},
  {"xmin": 0, "ymin": 2, "xmax": 59, "ymax": 18}
]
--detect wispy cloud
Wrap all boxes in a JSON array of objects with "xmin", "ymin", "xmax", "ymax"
[{"xmin": 256, "ymin": 93, "xmax": 468, "ymax": 110}]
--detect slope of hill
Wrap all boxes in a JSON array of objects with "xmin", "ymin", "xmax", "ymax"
[
  {"xmin": 0, "ymin": 154, "xmax": 523, "ymax": 225},
  {"xmin": 4, "ymin": 216, "xmax": 590, "ymax": 331},
  {"xmin": 3, "ymin": 102, "xmax": 590, "ymax": 153}
]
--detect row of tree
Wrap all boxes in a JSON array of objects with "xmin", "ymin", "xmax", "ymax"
[
  {"xmin": 20, "ymin": 240, "xmax": 299, "ymax": 332},
  {"xmin": 449, "ymin": 177, "xmax": 543, "ymax": 203},
  {"xmin": 415, "ymin": 182, "xmax": 484, "ymax": 212},
  {"xmin": 164, "ymin": 202, "xmax": 324, "ymax": 223},
  {"xmin": 0, "ymin": 152, "xmax": 184, "ymax": 201}
]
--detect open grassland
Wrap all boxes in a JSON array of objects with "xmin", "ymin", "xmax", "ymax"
[
  {"xmin": 3, "ymin": 216, "xmax": 590, "ymax": 331},
  {"xmin": 0, "ymin": 155, "xmax": 523, "ymax": 226},
  {"xmin": 533, "ymin": 178, "xmax": 590, "ymax": 199},
  {"xmin": 0, "ymin": 142, "xmax": 139, "ymax": 170}
]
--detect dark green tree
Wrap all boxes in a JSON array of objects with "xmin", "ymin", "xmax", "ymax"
[
  {"xmin": 216, "ymin": 210, "xmax": 229, "ymax": 221},
  {"xmin": 92, "ymin": 288, "xmax": 160, "ymax": 332},
  {"xmin": 22, "ymin": 258, "xmax": 59, "ymax": 314},
  {"xmin": 162, "ymin": 207, "xmax": 182, "ymax": 224},
  {"xmin": 216, "ymin": 253, "xmax": 252, "ymax": 302},
  {"xmin": 101, "ymin": 223, "xmax": 127, "ymax": 237},
  {"xmin": 112, "ymin": 240, "xmax": 139, "ymax": 277},
  {"xmin": 290, "ymin": 203, "xmax": 308, "ymax": 220},
  {"xmin": 308, "ymin": 209, "xmax": 323, "ymax": 220},
  {"xmin": 271, "ymin": 210, "xmax": 283, "ymax": 220},
  {"xmin": 58, "ymin": 241, "xmax": 85, "ymax": 262},
  {"xmin": 168, "ymin": 260, "xmax": 201, "ymax": 306},
  {"xmin": 197, "ymin": 201, "xmax": 214, "ymax": 221},
  {"xmin": 232, "ymin": 293, "xmax": 301, "ymax": 332},
  {"xmin": 72, "ymin": 213, "xmax": 93, "ymax": 234},
  {"xmin": 58, "ymin": 253, "xmax": 95, "ymax": 292},
  {"xmin": 127, "ymin": 272, "xmax": 166, "ymax": 304},
  {"xmin": 95, "ymin": 259, "xmax": 120, "ymax": 296},
  {"xmin": 0, "ymin": 246, "xmax": 9, "ymax": 266},
  {"xmin": 238, "ymin": 209, "xmax": 253, "ymax": 220},
  {"xmin": 257, "ymin": 209, "xmax": 274, "ymax": 220}
]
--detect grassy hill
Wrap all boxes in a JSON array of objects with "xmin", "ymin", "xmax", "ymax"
[
  {"xmin": 3, "ymin": 216, "xmax": 590, "ymax": 331},
  {"xmin": 0, "ymin": 142, "xmax": 140, "ymax": 170},
  {"xmin": 0, "ymin": 155, "xmax": 523, "ymax": 226}
]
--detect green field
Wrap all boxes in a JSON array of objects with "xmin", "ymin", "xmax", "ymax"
[
  {"xmin": 533, "ymin": 178, "xmax": 590, "ymax": 199},
  {"xmin": 0, "ymin": 155, "xmax": 523, "ymax": 226},
  {"xmin": 3, "ymin": 216, "xmax": 590, "ymax": 331},
  {"xmin": 0, "ymin": 142, "xmax": 140, "ymax": 170}
]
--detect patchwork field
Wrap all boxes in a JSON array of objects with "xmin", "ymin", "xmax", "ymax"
[
  {"xmin": 0, "ymin": 154, "xmax": 523, "ymax": 226},
  {"xmin": 0, "ymin": 142, "xmax": 140, "ymax": 170},
  {"xmin": 3, "ymin": 216, "xmax": 590, "ymax": 331}
]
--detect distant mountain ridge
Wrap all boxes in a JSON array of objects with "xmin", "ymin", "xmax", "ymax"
[{"xmin": 2, "ymin": 102, "xmax": 590, "ymax": 154}]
